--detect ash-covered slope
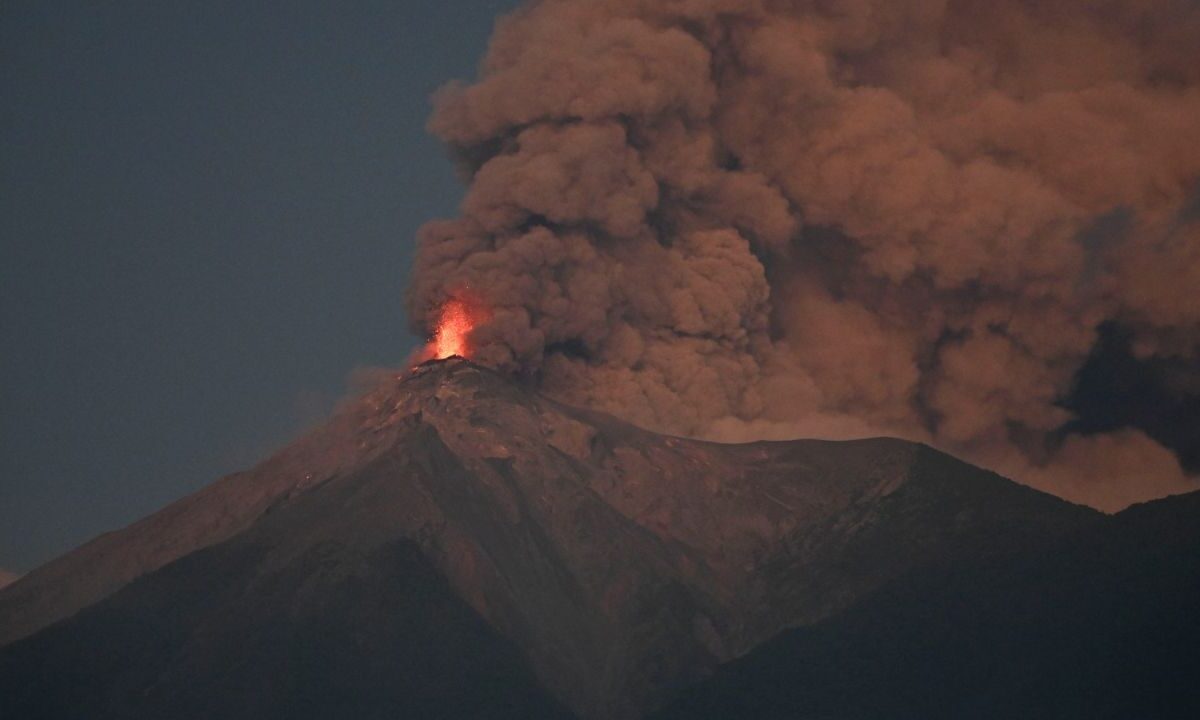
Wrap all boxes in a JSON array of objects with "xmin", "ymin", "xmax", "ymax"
[
  {"xmin": 651, "ymin": 489, "xmax": 1200, "ymax": 719},
  {"xmin": 0, "ymin": 358, "xmax": 1100, "ymax": 719},
  {"xmin": 0, "ymin": 375, "xmax": 419, "ymax": 648}
]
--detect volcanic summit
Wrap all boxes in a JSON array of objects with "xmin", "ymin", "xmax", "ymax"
[{"xmin": 1, "ymin": 358, "xmax": 1197, "ymax": 719}]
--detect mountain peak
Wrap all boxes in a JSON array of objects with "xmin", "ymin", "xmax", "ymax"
[{"xmin": 1, "ymin": 360, "xmax": 1100, "ymax": 718}]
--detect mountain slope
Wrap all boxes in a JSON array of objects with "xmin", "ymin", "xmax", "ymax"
[
  {"xmin": 0, "ymin": 376, "xmax": 421, "ymax": 648},
  {"xmin": 0, "ymin": 358, "xmax": 1102, "ymax": 719},
  {"xmin": 651, "ymin": 490, "xmax": 1200, "ymax": 719},
  {"xmin": 0, "ymin": 448, "xmax": 574, "ymax": 720}
]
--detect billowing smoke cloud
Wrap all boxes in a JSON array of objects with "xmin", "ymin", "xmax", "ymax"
[{"xmin": 407, "ymin": 0, "xmax": 1200, "ymax": 512}]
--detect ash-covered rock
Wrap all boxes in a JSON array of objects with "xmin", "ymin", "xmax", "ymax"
[{"xmin": 1, "ymin": 358, "xmax": 1099, "ymax": 719}]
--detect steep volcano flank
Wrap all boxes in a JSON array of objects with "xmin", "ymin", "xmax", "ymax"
[
  {"xmin": 0, "ymin": 364, "xmax": 426, "ymax": 648},
  {"xmin": 393, "ymin": 361, "xmax": 1098, "ymax": 713},
  {"xmin": 649, "ymin": 490, "xmax": 1200, "ymax": 720},
  {"xmin": 0, "ymin": 453, "xmax": 576, "ymax": 720},
  {"xmin": 0, "ymin": 359, "xmax": 1099, "ymax": 719}
]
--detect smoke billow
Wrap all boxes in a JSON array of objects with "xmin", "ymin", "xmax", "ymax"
[{"xmin": 407, "ymin": 0, "xmax": 1200, "ymax": 512}]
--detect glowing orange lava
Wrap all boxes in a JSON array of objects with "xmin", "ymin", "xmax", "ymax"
[{"xmin": 432, "ymin": 298, "xmax": 479, "ymax": 359}]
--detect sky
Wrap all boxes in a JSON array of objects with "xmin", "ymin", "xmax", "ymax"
[
  {"xmin": 0, "ymin": 0, "xmax": 520, "ymax": 573},
  {"xmin": 3, "ymin": 0, "xmax": 1198, "ymax": 576}
]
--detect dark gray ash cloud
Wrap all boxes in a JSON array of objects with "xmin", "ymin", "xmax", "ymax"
[{"xmin": 408, "ymin": 0, "xmax": 1200, "ymax": 511}]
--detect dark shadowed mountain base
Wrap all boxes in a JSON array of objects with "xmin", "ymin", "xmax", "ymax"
[
  {"xmin": 1, "ymin": 360, "xmax": 1196, "ymax": 719},
  {"xmin": 0, "ymin": 535, "xmax": 572, "ymax": 720},
  {"xmin": 651, "ymin": 491, "xmax": 1200, "ymax": 720}
]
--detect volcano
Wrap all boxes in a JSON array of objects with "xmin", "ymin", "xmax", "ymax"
[{"xmin": 2, "ymin": 358, "xmax": 1197, "ymax": 719}]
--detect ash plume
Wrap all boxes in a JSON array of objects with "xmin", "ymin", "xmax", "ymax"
[{"xmin": 407, "ymin": 0, "xmax": 1200, "ymax": 511}]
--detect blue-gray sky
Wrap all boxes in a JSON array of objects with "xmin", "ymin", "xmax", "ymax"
[{"xmin": 1, "ymin": 1, "xmax": 519, "ymax": 573}]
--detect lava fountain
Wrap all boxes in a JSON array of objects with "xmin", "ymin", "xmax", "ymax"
[{"xmin": 427, "ymin": 296, "xmax": 488, "ymax": 361}]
